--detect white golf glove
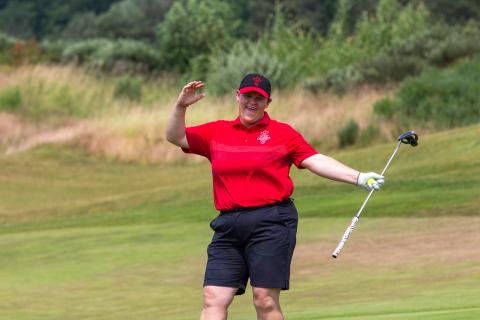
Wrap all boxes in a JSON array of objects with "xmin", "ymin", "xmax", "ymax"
[{"xmin": 357, "ymin": 172, "xmax": 385, "ymax": 191}]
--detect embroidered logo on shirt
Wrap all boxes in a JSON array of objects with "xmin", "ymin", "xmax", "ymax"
[{"xmin": 257, "ymin": 130, "xmax": 271, "ymax": 144}]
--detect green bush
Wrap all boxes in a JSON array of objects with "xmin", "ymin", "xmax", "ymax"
[
  {"xmin": 206, "ymin": 40, "xmax": 303, "ymax": 95},
  {"xmin": 322, "ymin": 66, "xmax": 364, "ymax": 96},
  {"xmin": 358, "ymin": 123, "xmax": 382, "ymax": 147},
  {"xmin": 302, "ymin": 77, "xmax": 326, "ymax": 95},
  {"xmin": 374, "ymin": 57, "xmax": 480, "ymax": 128},
  {"xmin": 114, "ymin": 76, "xmax": 143, "ymax": 101},
  {"xmin": 372, "ymin": 22, "xmax": 480, "ymax": 74},
  {"xmin": 62, "ymin": 39, "xmax": 111, "ymax": 64},
  {"xmin": 62, "ymin": 12, "xmax": 100, "ymax": 41},
  {"xmin": 0, "ymin": 33, "xmax": 15, "ymax": 64},
  {"xmin": 426, "ymin": 21, "xmax": 480, "ymax": 66},
  {"xmin": 91, "ymin": 40, "xmax": 162, "ymax": 73},
  {"xmin": 61, "ymin": 39, "xmax": 162, "ymax": 73},
  {"xmin": 322, "ymin": 21, "xmax": 480, "ymax": 92},
  {"xmin": 40, "ymin": 40, "xmax": 66, "ymax": 63},
  {"xmin": 206, "ymin": 6, "xmax": 319, "ymax": 95},
  {"xmin": 373, "ymin": 98, "xmax": 395, "ymax": 119},
  {"xmin": 313, "ymin": 0, "xmax": 432, "ymax": 93},
  {"xmin": 157, "ymin": 0, "xmax": 239, "ymax": 73},
  {"xmin": 0, "ymin": 32, "xmax": 16, "ymax": 50},
  {"xmin": 338, "ymin": 119, "xmax": 359, "ymax": 147},
  {"xmin": 0, "ymin": 87, "xmax": 22, "ymax": 111}
]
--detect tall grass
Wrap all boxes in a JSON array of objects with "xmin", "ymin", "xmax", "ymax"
[{"xmin": 0, "ymin": 65, "xmax": 397, "ymax": 161}]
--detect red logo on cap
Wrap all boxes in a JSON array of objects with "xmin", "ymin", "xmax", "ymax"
[{"xmin": 252, "ymin": 76, "xmax": 262, "ymax": 86}]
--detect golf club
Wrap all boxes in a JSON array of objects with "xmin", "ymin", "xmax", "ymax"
[{"xmin": 332, "ymin": 130, "xmax": 419, "ymax": 258}]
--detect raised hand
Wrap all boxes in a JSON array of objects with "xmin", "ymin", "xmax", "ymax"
[{"xmin": 176, "ymin": 81, "xmax": 206, "ymax": 108}]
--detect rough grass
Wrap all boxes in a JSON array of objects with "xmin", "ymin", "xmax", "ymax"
[{"xmin": 0, "ymin": 65, "xmax": 393, "ymax": 162}]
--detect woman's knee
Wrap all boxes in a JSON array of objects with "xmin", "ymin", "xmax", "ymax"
[
  {"xmin": 252, "ymin": 288, "xmax": 280, "ymax": 313},
  {"xmin": 203, "ymin": 286, "xmax": 236, "ymax": 309}
]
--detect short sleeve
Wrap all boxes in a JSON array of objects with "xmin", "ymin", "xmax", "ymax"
[
  {"xmin": 286, "ymin": 126, "xmax": 318, "ymax": 168},
  {"xmin": 181, "ymin": 121, "xmax": 216, "ymax": 159}
]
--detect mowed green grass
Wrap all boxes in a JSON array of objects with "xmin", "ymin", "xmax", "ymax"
[{"xmin": 0, "ymin": 125, "xmax": 479, "ymax": 319}]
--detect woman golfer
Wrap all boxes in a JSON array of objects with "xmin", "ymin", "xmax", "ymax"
[{"xmin": 166, "ymin": 74, "xmax": 384, "ymax": 320}]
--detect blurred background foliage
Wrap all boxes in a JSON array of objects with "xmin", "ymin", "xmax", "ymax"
[
  {"xmin": 1, "ymin": 0, "xmax": 480, "ymax": 148},
  {"xmin": 1, "ymin": 0, "xmax": 479, "ymax": 86}
]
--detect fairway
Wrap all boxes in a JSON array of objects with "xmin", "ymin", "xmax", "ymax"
[
  {"xmin": 1, "ymin": 125, "xmax": 479, "ymax": 319},
  {"xmin": 0, "ymin": 217, "xmax": 479, "ymax": 319}
]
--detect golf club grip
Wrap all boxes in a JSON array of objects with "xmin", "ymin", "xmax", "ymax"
[{"xmin": 332, "ymin": 217, "xmax": 359, "ymax": 258}]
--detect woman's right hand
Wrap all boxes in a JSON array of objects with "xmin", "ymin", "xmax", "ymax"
[{"xmin": 176, "ymin": 81, "xmax": 206, "ymax": 108}]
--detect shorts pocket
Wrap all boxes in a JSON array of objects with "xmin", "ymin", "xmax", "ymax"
[
  {"xmin": 209, "ymin": 215, "xmax": 221, "ymax": 231},
  {"xmin": 275, "ymin": 204, "xmax": 298, "ymax": 229},
  {"xmin": 209, "ymin": 214, "xmax": 233, "ymax": 232}
]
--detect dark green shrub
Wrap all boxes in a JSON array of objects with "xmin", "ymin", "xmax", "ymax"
[
  {"xmin": 358, "ymin": 123, "xmax": 382, "ymax": 146},
  {"xmin": 360, "ymin": 55, "xmax": 424, "ymax": 83},
  {"xmin": 373, "ymin": 98, "xmax": 395, "ymax": 118},
  {"xmin": 0, "ymin": 87, "xmax": 22, "ymax": 111},
  {"xmin": 321, "ymin": 22, "xmax": 480, "ymax": 92},
  {"xmin": 61, "ymin": 39, "xmax": 162, "ymax": 73},
  {"xmin": 323, "ymin": 66, "xmax": 364, "ymax": 96},
  {"xmin": 302, "ymin": 77, "xmax": 326, "ymax": 95},
  {"xmin": 157, "ymin": 0, "xmax": 238, "ymax": 73},
  {"xmin": 114, "ymin": 76, "xmax": 143, "ymax": 101},
  {"xmin": 62, "ymin": 12, "xmax": 100, "ymax": 41},
  {"xmin": 360, "ymin": 22, "xmax": 480, "ymax": 84},
  {"xmin": 374, "ymin": 57, "xmax": 480, "ymax": 128},
  {"xmin": 62, "ymin": 39, "xmax": 110, "ymax": 64},
  {"xmin": 92, "ymin": 40, "xmax": 162, "ymax": 73},
  {"xmin": 0, "ymin": 32, "xmax": 16, "ymax": 64},
  {"xmin": 206, "ymin": 6, "xmax": 319, "ymax": 95},
  {"xmin": 40, "ymin": 40, "xmax": 67, "ymax": 63},
  {"xmin": 426, "ymin": 21, "xmax": 480, "ymax": 66},
  {"xmin": 338, "ymin": 119, "xmax": 359, "ymax": 147},
  {"xmin": 0, "ymin": 32, "xmax": 16, "ymax": 50}
]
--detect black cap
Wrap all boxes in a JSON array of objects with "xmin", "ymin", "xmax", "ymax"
[{"xmin": 238, "ymin": 74, "xmax": 271, "ymax": 98}]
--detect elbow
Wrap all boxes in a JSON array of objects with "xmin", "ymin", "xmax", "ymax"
[
  {"xmin": 165, "ymin": 134, "xmax": 175, "ymax": 144},
  {"xmin": 165, "ymin": 131, "xmax": 186, "ymax": 148},
  {"xmin": 166, "ymin": 134, "xmax": 180, "ymax": 147},
  {"xmin": 165, "ymin": 130, "xmax": 177, "ymax": 146}
]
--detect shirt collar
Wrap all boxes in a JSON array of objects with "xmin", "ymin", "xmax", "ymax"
[{"xmin": 232, "ymin": 112, "xmax": 271, "ymax": 129}]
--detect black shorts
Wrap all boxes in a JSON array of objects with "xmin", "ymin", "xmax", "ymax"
[{"xmin": 204, "ymin": 199, "xmax": 298, "ymax": 295}]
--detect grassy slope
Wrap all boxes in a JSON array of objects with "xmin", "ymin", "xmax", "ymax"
[
  {"xmin": 0, "ymin": 125, "xmax": 479, "ymax": 319},
  {"xmin": 1, "ymin": 123, "xmax": 478, "ymax": 231}
]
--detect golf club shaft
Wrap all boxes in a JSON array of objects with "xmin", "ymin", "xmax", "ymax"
[
  {"xmin": 332, "ymin": 141, "xmax": 402, "ymax": 258},
  {"xmin": 380, "ymin": 141, "xmax": 402, "ymax": 176}
]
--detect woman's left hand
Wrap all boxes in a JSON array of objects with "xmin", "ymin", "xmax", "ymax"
[{"xmin": 357, "ymin": 172, "xmax": 385, "ymax": 191}]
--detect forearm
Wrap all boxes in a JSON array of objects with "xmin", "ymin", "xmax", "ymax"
[
  {"xmin": 166, "ymin": 103, "xmax": 188, "ymax": 148},
  {"xmin": 301, "ymin": 154, "xmax": 359, "ymax": 185}
]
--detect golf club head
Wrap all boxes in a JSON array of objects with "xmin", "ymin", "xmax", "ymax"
[{"xmin": 397, "ymin": 131, "xmax": 418, "ymax": 147}]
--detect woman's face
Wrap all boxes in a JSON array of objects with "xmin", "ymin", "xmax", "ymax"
[{"xmin": 236, "ymin": 91, "xmax": 271, "ymax": 127}]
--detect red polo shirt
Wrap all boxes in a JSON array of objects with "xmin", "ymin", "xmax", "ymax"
[{"xmin": 182, "ymin": 112, "xmax": 318, "ymax": 210}]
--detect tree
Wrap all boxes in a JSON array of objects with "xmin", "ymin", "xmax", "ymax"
[
  {"xmin": 0, "ymin": 1, "xmax": 37, "ymax": 38},
  {"xmin": 157, "ymin": 0, "xmax": 240, "ymax": 72},
  {"xmin": 282, "ymin": 0, "xmax": 338, "ymax": 35},
  {"xmin": 0, "ymin": 0, "xmax": 120, "ymax": 39},
  {"xmin": 62, "ymin": 12, "xmax": 100, "ymax": 40},
  {"xmin": 424, "ymin": 0, "xmax": 480, "ymax": 23},
  {"xmin": 96, "ymin": 0, "xmax": 172, "ymax": 40}
]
